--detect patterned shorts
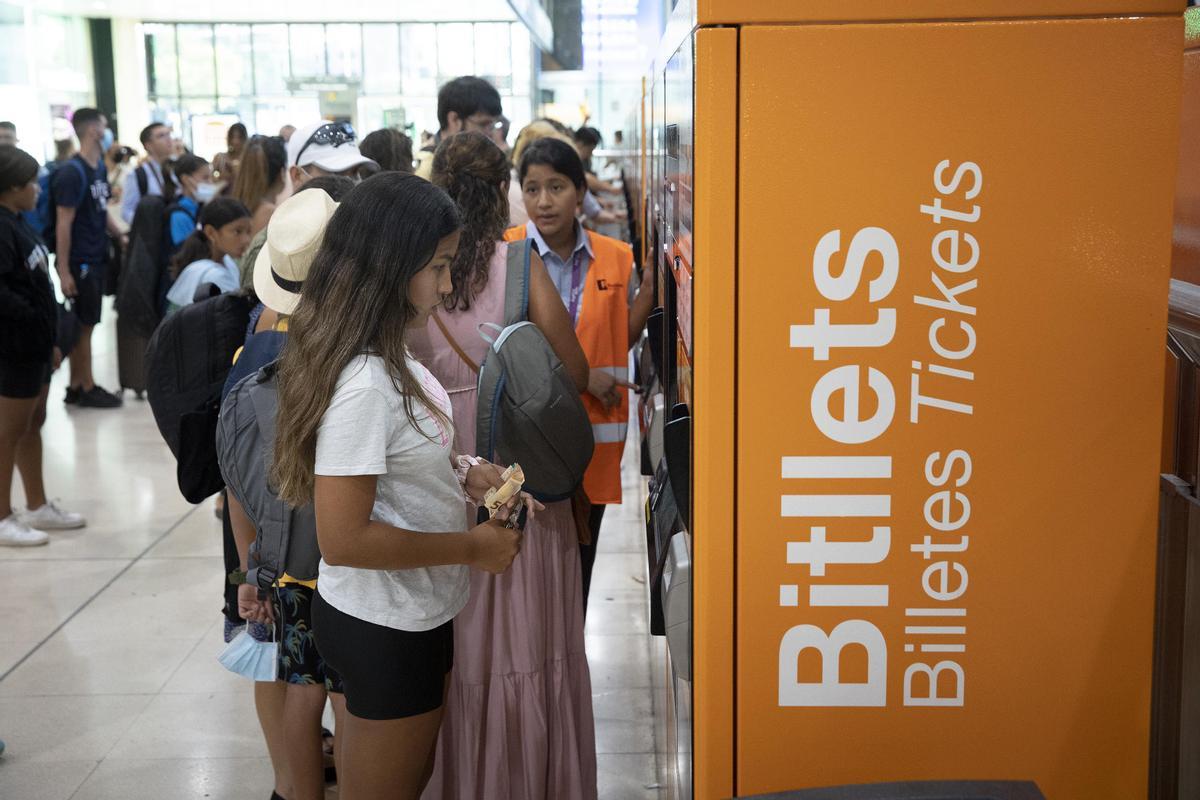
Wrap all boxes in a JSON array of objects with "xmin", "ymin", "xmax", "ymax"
[{"xmin": 274, "ymin": 583, "xmax": 344, "ymax": 693}]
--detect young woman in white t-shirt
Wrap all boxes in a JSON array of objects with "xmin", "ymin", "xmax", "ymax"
[{"xmin": 271, "ymin": 172, "xmax": 531, "ymax": 800}]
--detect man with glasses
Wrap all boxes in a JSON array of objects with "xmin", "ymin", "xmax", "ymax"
[
  {"xmin": 121, "ymin": 122, "xmax": 177, "ymax": 224},
  {"xmin": 415, "ymin": 76, "xmax": 504, "ymax": 180}
]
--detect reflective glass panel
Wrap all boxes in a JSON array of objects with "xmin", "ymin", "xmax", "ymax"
[
  {"xmin": 363, "ymin": 24, "xmax": 400, "ymax": 95},
  {"xmin": 215, "ymin": 25, "xmax": 253, "ymax": 97},
  {"xmin": 474, "ymin": 23, "xmax": 511, "ymax": 93},
  {"xmin": 1, "ymin": 3, "xmax": 27, "ymax": 84},
  {"xmin": 144, "ymin": 23, "xmax": 178, "ymax": 97},
  {"xmin": 400, "ymin": 24, "xmax": 438, "ymax": 96},
  {"xmin": 326, "ymin": 23, "xmax": 362, "ymax": 80},
  {"xmin": 437, "ymin": 23, "xmax": 473, "ymax": 85},
  {"xmin": 252, "ymin": 24, "xmax": 289, "ymax": 95},
  {"xmin": 511, "ymin": 24, "xmax": 532, "ymax": 98},
  {"xmin": 177, "ymin": 24, "xmax": 216, "ymax": 97},
  {"xmin": 290, "ymin": 24, "xmax": 325, "ymax": 79}
]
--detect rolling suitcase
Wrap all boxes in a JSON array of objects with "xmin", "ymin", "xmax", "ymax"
[{"xmin": 116, "ymin": 315, "xmax": 149, "ymax": 399}]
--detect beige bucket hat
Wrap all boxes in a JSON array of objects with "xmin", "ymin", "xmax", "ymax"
[{"xmin": 253, "ymin": 188, "xmax": 339, "ymax": 315}]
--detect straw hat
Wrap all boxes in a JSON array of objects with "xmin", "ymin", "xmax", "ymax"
[{"xmin": 253, "ymin": 189, "xmax": 338, "ymax": 315}]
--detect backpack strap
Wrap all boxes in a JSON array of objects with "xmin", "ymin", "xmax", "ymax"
[
  {"xmin": 502, "ymin": 239, "xmax": 532, "ymax": 327},
  {"xmin": 247, "ymin": 366, "xmax": 278, "ymax": 449},
  {"xmin": 52, "ymin": 158, "xmax": 88, "ymax": 209},
  {"xmin": 136, "ymin": 164, "xmax": 149, "ymax": 197}
]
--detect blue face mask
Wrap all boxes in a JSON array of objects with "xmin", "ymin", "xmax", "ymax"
[
  {"xmin": 217, "ymin": 625, "xmax": 278, "ymax": 681},
  {"xmin": 100, "ymin": 128, "xmax": 114, "ymax": 152}
]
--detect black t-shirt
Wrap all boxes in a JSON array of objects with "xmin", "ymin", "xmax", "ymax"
[
  {"xmin": 0, "ymin": 207, "xmax": 56, "ymax": 362},
  {"xmin": 53, "ymin": 154, "xmax": 110, "ymax": 266}
]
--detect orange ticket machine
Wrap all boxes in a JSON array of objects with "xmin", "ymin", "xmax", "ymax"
[{"xmin": 634, "ymin": 2, "xmax": 1184, "ymax": 798}]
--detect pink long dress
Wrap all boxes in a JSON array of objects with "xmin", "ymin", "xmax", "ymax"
[{"xmin": 410, "ymin": 242, "xmax": 598, "ymax": 800}]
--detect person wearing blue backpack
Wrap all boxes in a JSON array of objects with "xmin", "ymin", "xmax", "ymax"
[
  {"xmin": 53, "ymin": 108, "xmax": 125, "ymax": 409},
  {"xmin": 410, "ymin": 131, "xmax": 597, "ymax": 800}
]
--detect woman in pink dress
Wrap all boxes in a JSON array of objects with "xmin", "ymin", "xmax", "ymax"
[{"xmin": 409, "ymin": 131, "xmax": 597, "ymax": 800}]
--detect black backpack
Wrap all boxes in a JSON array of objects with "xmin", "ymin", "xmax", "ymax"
[
  {"xmin": 116, "ymin": 194, "xmax": 170, "ymax": 338},
  {"xmin": 145, "ymin": 292, "xmax": 254, "ymax": 502}
]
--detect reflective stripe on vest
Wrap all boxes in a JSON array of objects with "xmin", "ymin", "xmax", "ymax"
[
  {"xmin": 593, "ymin": 422, "xmax": 628, "ymax": 444},
  {"xmin": 504, "ymin": 224, "xmax": 634, "ymax": 505},
  {"xmin": 594, "ymin": 365, "xmax": 629, "ymax": 382}
]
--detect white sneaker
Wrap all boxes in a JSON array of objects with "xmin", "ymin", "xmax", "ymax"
[
  {"xmin": 0, "ymin": 515, "xmax": 49, "ymax": 547},
  {"xmin": 20, "ymin": 500, "xmax": 86, "ymax": 530}
]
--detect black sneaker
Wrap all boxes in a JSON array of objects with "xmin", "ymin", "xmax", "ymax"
[
  {"xmin": 64, "ymin": 386, "xmax": 81, "ymax": 405},
  {"xmin": 78, "ymin": 385, "xmax": 122, "ymax": 409}
]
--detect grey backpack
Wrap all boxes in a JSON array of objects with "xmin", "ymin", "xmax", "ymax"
[
  {"xmin": 473, "ymin": 239, "xmax": 594, "ymax": 502},
  {"xmin": 216, "ymin": 363, "xmax": 320, "ymax": 590}
]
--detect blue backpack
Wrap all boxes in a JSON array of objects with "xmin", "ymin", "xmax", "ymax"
[{"xmin": 26, "ymin": 160, "xmax": 85, "ymax": 253}]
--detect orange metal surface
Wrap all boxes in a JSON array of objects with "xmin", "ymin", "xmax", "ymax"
[
  {"xmin": 699, "ymin": 0, "xmax": 1181, "ymax": 25},
  {"xmin": 735, "ymin": 16, "xmax": 1180, "ymax": 798},
  {"xmin": 691, "ymin": 26, "xmax": 738, "ymax": 800},
  {"xmin": 1172, "ymin": 8, "xmax": 1200, "ymax": 283}
]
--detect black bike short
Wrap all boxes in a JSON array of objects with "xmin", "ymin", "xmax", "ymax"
[
  {"xmin": 0, "ymin": 359, "xmax": 51, "ymax": 399},
  {"xmin": 311, "ymin": 589, "xmax": 453, "ymax": 720}
]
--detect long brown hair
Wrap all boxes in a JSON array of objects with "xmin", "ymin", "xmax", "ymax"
[
  {"xmin": 232, "ymin": 135, "xmax": 285, "ymax": 214},
  {"xmin": 271, "ymin": 172, "xmax": 461, "ymax": 506},
  {"xmin": 430, "ymin": 131, "xmax": 509, "ymax": 312}
]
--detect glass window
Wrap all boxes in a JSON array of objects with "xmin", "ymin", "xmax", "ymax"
[
  {"xmin": 326, "ymin": 23, "xmax": 362, "ymax": 80},
  {"xmin": 506, "ymin": 96, "xmax": 533, "ymax": 137},
  {"xmin": 215, "ymin": 25, "xmax": 253, "ymax": 97},
  {"xmin": 144, "ymin": 23, "xmax": 178, "ymax": 98},
  {"xmin": 474, "ymin": 24, "xmax": 511, "ymax": 93},
  {"xmin": 403, "ymin": 98, "xmax": 439, "ymax": 140},
  {"xmin": 511, "ymin": 24, "xmax": 532, "ymax": 98},
  {"xmin": 256, "ymin": 96, "xmax": 320, "ymax": 140},
  {"xmin": 290, "ymin": 24, "xmax": 326, "ymax": 79},
  {"xmin": 217, "ymin": 97, "xmax": 256, "ymax": 131},
  {"xmin": 252, "ymin": 24, "xmax": 289, "ymax": 95},
  {"xmin": 177, "ymin": 24, "xmax": 216, "ymax": 97},
  {"xmin": 36, "ymin": 13, "xmax": 92, "ymax": 94},
  {"xmin": 400, "ymin": 24, "xmax": 438, "ymax": 97},
  {"xmin": 0, "ymin": 3, "xmax": 27, "ymax": 85},
  {"xmin": 437, "ymin": 24, "xmax": 473, "ymax": 84},
  {"xmin": 363, "ymin": 24, "xmax": 400, "ymax": 95}
]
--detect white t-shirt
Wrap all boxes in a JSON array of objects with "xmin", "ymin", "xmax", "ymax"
[{"xmin": 314, "ymin": 354, "xmax": 469, "ymax": 631}]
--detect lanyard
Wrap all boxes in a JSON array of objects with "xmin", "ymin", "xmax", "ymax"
[{"xmin": 567, "ymin": 250, "xmax": 585, "ymax": 325}]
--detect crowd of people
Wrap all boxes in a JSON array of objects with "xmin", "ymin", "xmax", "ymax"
[{"xmin": 0, "ymin": 73, "xmax": 643, "ymax": 800}]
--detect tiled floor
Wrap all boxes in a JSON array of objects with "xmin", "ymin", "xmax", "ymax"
[{"xmin": 0, "ymin": 301, "xmax": 664, "ymax": 799}]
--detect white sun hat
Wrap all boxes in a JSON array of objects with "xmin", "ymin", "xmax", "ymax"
[{"xmin": 253, "ymin": 188, "xmax": 339, "ymax": 315}]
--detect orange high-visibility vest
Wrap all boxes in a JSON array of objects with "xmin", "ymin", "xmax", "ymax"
[{"xmin": 505, "ymin": 224, "xmax": 633, "ymax": 505}]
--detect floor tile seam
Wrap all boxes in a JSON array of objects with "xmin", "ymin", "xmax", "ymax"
[
  {"xmin": 0, "ymin": 505, "xmax": 201, "ymax": 684},
  {"xmin": 156, "ymin": 629, "xmax": 227, "ymax": 694},
  {"xmin": 63, "ymin": 760, "xmax": 103, "ymax": 800}
]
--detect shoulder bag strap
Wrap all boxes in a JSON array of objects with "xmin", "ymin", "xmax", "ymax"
[
  {"xmin": 502, "ymin": 238, "xmax": 532, "ymax": 326},
  {"xmin": 431, "ymin": 311, "xmax": 479, "ymax": 374}
]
